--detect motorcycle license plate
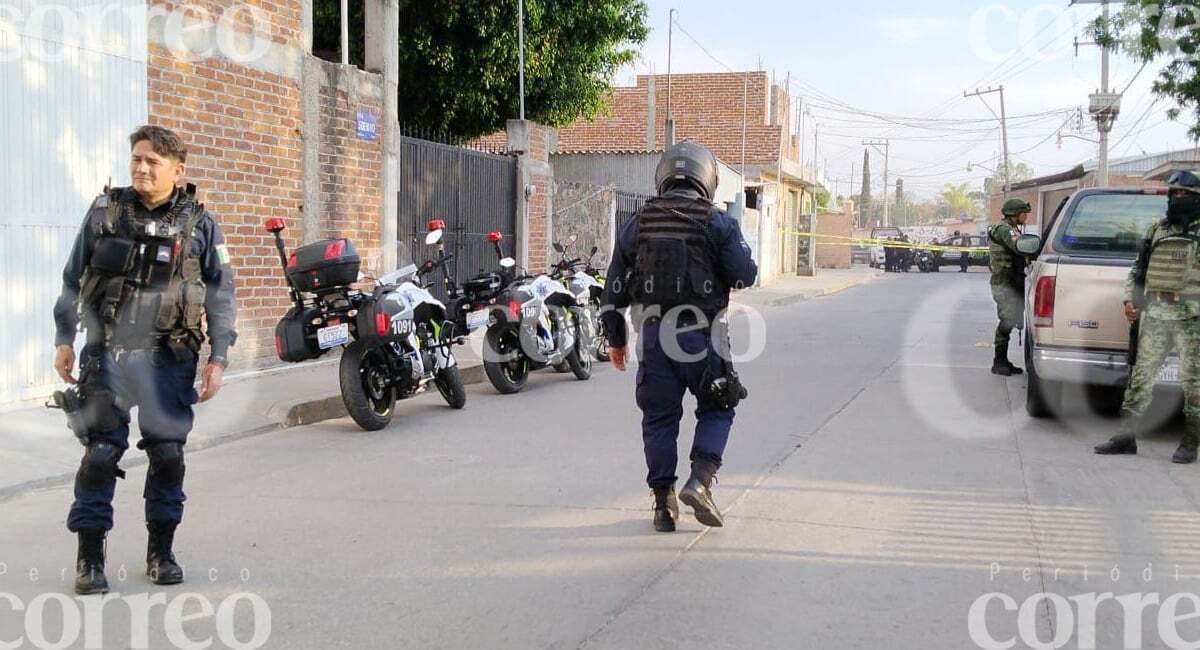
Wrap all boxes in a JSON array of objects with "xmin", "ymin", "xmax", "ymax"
[
  {"xmin": 1159, "ymin": 358, "xmax": 1181, "ymax": 383},
  {"xmin": 465, "ymin": 309, "xmax": 490, "ymax": 331},
  {"xmin": 317, "ymin": 323, "xmax": 349, "ymax": 350}
]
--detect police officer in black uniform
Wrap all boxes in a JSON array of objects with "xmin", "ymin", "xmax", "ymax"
[
  {"xmin": 600, "ymin": 140, "xmax": 758, "ymax": 532},
  {"xmin": 52, "ymin": 125, "xmax": 237, "ymax": 594}
]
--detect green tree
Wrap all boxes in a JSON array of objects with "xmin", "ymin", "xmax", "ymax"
[
  {"xmin": 941, "ymin": 182, "xmax": 976, "ymax": 218},
  {"xmin": 314, "ymin": 0, "xmax": 649, "ymax": 139},
  {"xmin": 1094, "ymin": 2, "xmax": 1200, "ymax": 138},
  {"xmin": 859, "ymin": 149, "xmax": 872, "ymax": 227},
  {"xmin": 982, "ymin": 161, "xmax": 1033, "ymax": 197}
]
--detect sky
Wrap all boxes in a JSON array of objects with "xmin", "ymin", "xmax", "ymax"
[{"xmin": 615, "ymin": 0, "xmax": 1199, "ymax": 201}]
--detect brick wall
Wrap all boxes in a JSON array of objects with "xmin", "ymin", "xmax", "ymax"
[
  {"xmin": 555, "ymin": 72, "xmax": 791, "ymax": 167},
  {"xmin": 147, "ymin": 0, "xmax": 385, "ymax": 370},
  {"xmin": 148, "ymin": 43, "xmax": 304, "ymax": 368},
  {"xmin": 816, "ymin": 202, "xmax": 853, "ymax": 269},
  {"xmin": 317, "ymin": 64, "xmax": 384, "ymax": 276}
]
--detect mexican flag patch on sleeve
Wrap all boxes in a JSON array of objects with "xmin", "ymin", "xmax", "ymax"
[{"xmin": 216, "ymin": 244, "xmax": 231, "ymax": 265}]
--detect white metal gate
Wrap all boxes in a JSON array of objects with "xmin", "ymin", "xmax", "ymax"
[{"xmin": 0, "ymin": 0, "xmax": 147, "ymax": 403}]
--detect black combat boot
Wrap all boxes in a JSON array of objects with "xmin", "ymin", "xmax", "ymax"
[
  {"xmin": 991, "ymin": 341, "xmax": 1023, "ymax": 376},
  {"xmin": 679, "ymin": 460, "xmax": 724, "ymax": 528},
  {"xmin": 75, "ymin": 529, "xmax": 109, "ymax": 595},
  {"xmin": 1095, "ymin": 417, "xmax": 1138, "ymax": 455},
  {"xmin": 652, "ymin": 485, "xmax": 679, "ymax": 533},
  {"xmin": 146, "ymin": 521, "xmax": 184, "ymax": 585},
  {"xmin": 1173, "ymin": 425, "xmax": 1199, "ymax": 464}
]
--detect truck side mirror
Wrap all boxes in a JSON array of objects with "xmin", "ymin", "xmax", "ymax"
[{"xmin": 1015, "ymin": 234, "xmax": 1042, "ymax": 256}]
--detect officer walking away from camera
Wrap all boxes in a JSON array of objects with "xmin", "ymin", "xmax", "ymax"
[
  {"xmin": 52, "ymin": 125, "xmax": 237, "ymax": 594},
  {"xmin": 988, "ymin": 198, "xmax": 1034, "ymax": 376},
  {"xmin": 600, "ymin": 140, "xmax": 757, "ymax": 532},
  {"xmin": 1095, "ymin": 170, "xmax": 1200, "ymax": 462}
]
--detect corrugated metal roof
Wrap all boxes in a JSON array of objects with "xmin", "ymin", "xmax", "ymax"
[
  {"xmin": 1080, "ymin": 146, "xmax": 1200, "ymax": 174},
  {"xmin": 552, "ymin": 149, "xmax": 663, "ymax": 156}
]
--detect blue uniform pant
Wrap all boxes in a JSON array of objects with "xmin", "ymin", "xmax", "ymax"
[
  {"xmin": 67, "ymin": 347, "xmax": 198, "ymax": 532},
  {"xmin": 635, "ymin": 321, "xmax": 736, "ymax": 489}
]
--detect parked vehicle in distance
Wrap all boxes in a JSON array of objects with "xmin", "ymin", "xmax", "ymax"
[
  {"xmin": 869, "ymin": 226, "xmax": 904, "ymax": 268},
  {"xmin": 918, "ymin": 234, "xmax": 990, "ymax": 272},
  {"xmin": 1023, "ymin": 187, "xmax": 1177, "ymax": 417},
  {"xmin": 851, "ymin": 244, "xmax": 872, "ymax": 266}
]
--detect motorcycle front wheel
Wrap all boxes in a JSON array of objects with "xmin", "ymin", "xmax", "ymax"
[
  {"xmin": 434, "ymin": 365, "xmax": 467, "ymax": 409},
  {"xmin": 339, "ymin": 341, "xmax": 396, "ymax": 431},
  {"xmin": 483, "ymin": 328, "xmax": 529, "ymax": 394},
  {"xmin": 565, "ymin": 321, "xmax": 592, "ymax": 380}
]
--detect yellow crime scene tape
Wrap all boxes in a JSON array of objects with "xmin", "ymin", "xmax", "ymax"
[{"xmin": 777, "ymin": 229, "xmax": 990, "ymax": 253}]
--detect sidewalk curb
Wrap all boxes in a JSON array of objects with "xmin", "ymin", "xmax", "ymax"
[
  {"xmin": 279, "ymin": 363, "xmax": 487, "ymax": 426},
  {"xmin": 0, "ymin": 363, "xmax": 489, "ymax": 504}
]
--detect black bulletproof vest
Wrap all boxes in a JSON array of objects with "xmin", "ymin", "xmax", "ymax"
[
  {"xmin": 630, "ymin": 194, "xmax": 727, "ymax": 317},
  {"xmin": 79, "ymin": 186, "xmax": 207, "ymax": 349}
]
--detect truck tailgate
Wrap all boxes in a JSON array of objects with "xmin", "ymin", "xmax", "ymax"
[{"xmin": 1050, "ymin": 262, "xmax": 1132, "ymax": 350}]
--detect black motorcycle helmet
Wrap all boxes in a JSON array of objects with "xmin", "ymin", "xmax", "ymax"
[{"xmin": 655, "ymin": 140, "xmax": 719, "ymax": 200}]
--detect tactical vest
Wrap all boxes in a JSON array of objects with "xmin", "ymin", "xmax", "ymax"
[
  {"xmin": 78, "ymin": 185, "xmax": 208, "ymax": 350},
  {"xmin": 988, "ymin": 220, "xmax": 1024, "ymax": 287},
  {"xmin": 629, "ymin": 195, "xmax": 726, "ymax": 317},
  {"xmin": 1144, "ymin": 223, "xmax": 1200, "ymax": 294}
]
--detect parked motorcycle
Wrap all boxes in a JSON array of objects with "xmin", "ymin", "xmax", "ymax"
[
  {"xmin": 461, "ymin": 234, "xmax": 592, "ymax": 393},
  {"xmin": 267, "ymin": 217, "xmax": 467, "ymax": 431},
  {"xmin": 548, "ymin": 235, "xmax": 608, "ymax": 363},
  {"xmin": 915, "ymin": 248, "xmax": 937, "ymax": 273}
]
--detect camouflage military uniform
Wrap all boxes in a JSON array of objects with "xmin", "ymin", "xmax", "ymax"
[
  {"xmin": 988, "ymin": 217, "xmax": 1028, "ymax": 362},
  {"xmin": 1120, "ymin": 220, "xmax": 1200, "ymax": 427}
]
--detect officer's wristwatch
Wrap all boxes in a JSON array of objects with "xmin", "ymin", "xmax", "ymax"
[{"xmin": 208, "ymin": 356, "xmax": 229, "ymax": 369}]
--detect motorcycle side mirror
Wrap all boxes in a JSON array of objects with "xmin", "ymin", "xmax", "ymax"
[
  {"xmin": 1015, "ymin": 234, "xmax": 1042, "ymax": 256},
  {"xmin": 265, "ymin": 217, "xmax": 286, "ymax": 233},
  {"xmin": 499, "ymin": 257, "xmax": 516, "ymax": 268},
  {"xmin": 426, "ymin": 229, "xmax": 444, "ymax": 246},
  {"xmin": 553, "ymin": 242, "xmax": 565, "ymax": 253},
  {"xmin": 589, "ymin": 246, "xmax": 598, "ymax": 257}
]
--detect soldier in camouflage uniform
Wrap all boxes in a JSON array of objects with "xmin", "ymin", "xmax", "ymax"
[
  {"xmin": 1095, "ymin": 170, "xmax": 1200, "ymax": 463},
  {"xmin": 988, "ymin": 198, "xmax": 1034, "ymax": 376}
]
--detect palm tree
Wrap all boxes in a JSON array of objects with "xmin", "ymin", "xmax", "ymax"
[{"xmin": 941, "ymin": 182, "xmax": 973, "ymax": 219}]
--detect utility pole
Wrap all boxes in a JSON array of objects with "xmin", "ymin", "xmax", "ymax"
[
  {"xmin": 340, "ymin": 0, "xmax": 349, "ymax": 65},
  {"xmin": 666, "ymin": 8, "xmax": 676, "ymax": 146},
  {"xmin": 863, "ymin": 139, "xmax": 890, "ymax": 226},
  {"xmin": 1072, "ymin": 0, "xmax": 1121, "ymax": 186},
  {"xmin": 965, "ymin": 86, "xmax": 1010, "ymax": 198},
  {"xmin": 518, "ymin": 0, "xmax": 526, "ymax": 120}
]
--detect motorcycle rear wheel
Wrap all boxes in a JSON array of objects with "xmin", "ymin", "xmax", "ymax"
[{"xmin": 339, "ymin": 341, "xmax": 396, "ymax": 431}]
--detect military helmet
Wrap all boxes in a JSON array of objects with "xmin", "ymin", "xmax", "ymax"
[
  {"xmin": 655, "ymin": 140, "xmax": 719, "ymax": 200},
  {"xmin": 1001, "ymin": 198, "xmax": 1032, "ymax": 218},
  {"xmin": 1167, "ymin": 170, "xmax": 1200, "ymax": 195}
]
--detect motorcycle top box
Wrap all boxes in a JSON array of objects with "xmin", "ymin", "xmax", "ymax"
[{"xmin": 286, "ymin": 238, "xmax": 361, "ymax": 293}]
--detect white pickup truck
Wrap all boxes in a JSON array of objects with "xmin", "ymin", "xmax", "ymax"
[{"xmin": 1023, "ymin": 187, "xmax": 1179, "ymax": 417}]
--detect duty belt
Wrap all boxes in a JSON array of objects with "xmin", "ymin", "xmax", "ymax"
[{"xmin": 1149, "ymin": 291, "xmax": 1200, "ymax": 304}]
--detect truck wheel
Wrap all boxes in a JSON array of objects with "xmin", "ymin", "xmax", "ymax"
[
  {"xmin": 1025, "ymin": 333, "xmax": 1061, "ymax": 418},
  {"xmin": 339, "ymin": 341, "xmax": 396, "ymax": 431}
]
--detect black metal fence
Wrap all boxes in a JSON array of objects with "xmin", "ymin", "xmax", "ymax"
[
  {"xmin": 615, "ymin": 190, "xmax": 651, "ymax": 232},
  {"xmin": 397, "ymin": 134, "xmax": 518, "ymax": 300}
]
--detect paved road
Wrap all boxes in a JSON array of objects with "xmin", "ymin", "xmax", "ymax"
[{"xmin": 3, "ymin": 272, "xmax": 1199, "ymax": 649}]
